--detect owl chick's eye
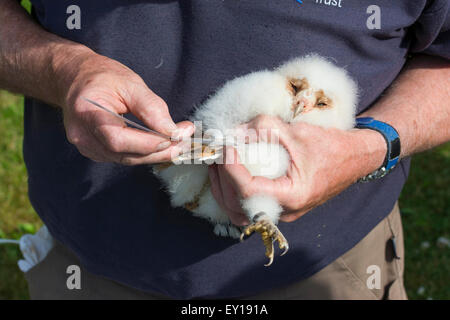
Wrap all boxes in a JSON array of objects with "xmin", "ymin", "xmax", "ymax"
[{"xmin": 314, "ymin": 90, "xmax": 332, "ymax": 109}]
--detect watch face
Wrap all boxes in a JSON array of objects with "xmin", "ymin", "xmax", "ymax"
[
  {"xmin": 355, "ymin": 118, "xmax": 400, "ymax": 180},
  {"xmin": 390, "ymin": 137, "xmax": 401, "ymax": 159}
]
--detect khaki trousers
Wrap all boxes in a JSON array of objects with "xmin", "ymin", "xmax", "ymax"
[{"xmin": 26, "ymin": 204, "xmax": 407, "ymax": 300}]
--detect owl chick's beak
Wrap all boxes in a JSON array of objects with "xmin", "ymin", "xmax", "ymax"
[
  {"xmin": 293, "ymin": 100, "xmax": 305, "ymax": 118},
  {"xmin": 293, "ymin": 88, "xmax": 315, "ymax": 118}
]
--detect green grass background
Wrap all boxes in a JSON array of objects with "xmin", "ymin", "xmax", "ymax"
[
  {"xmin": 0, "ymin": 90, "xmax": 449, "ymax": 300},
  {"xmin": 0, "ymin": 0, "xmax": 449, "ymax": 300}
]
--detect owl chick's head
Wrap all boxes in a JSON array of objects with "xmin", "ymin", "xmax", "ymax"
[{"xmin": 277, "ymin": 54, "xmax": 358, "ymax": 130}]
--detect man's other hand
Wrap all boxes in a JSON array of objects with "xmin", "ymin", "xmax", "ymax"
[
  {"xmin": 209, "ymin": 115, "xmax": 387, "ymax": 225},
  {"xmin": 61, "ymin": 54, "xmax": 194, "ymax": 165}
]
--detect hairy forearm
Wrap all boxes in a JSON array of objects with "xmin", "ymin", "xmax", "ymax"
[
  {"xmin": 361, "ymin": 54, "xmax": 450, "ymax": 158},
  {"xmin": 0, "ymin": 0, "xmax": 94, "ymax": 106}
]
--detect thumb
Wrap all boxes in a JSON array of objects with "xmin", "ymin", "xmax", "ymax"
[
  {"xmin": 127, "ymin": 86, "xmax": 190, "ymax": 138},
  {"xmin": 222, "ymin": 146, "xmax": 253, "ymax": 192}
]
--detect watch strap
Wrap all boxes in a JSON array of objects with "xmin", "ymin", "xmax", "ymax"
[{"xmin": 355, "ymin": 117, "xmax": 401, "ymax": 181}]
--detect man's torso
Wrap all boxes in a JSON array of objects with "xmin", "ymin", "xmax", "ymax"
[{"xmin": 25, "ymin": 0, "xmax": 439, "ymax": 298}]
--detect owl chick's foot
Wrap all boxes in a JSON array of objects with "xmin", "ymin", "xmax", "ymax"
[{"xmin": 240, "ymin": 213, "xmax": 289, "ymax": 267}]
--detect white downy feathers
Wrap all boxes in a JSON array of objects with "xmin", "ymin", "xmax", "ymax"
[{"xmin": 154, "ymin": 54, "xmax": 358, "ymax": 238}]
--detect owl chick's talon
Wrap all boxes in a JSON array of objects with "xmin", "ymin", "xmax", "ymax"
[
  {"xmin": 264, "ymin": 240, "xmax": 275, "ymax": 267},
  {"xmin": 240, "ymin": 214, "xmax": 289, "ymax": 266},
  {"xmin": 279, "ymin": 237, "xmax": 289, "ymax": 256}
]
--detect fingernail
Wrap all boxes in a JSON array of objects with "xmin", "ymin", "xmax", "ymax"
[{"xmin": 156, "ymin": 141, "xmax": 172, "ymax": 151}]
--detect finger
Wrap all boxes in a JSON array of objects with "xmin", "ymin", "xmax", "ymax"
[
  {"xmin": 243, "ymin": 115, "xmax": 287, "ymax": 143},
  {"xmin": 221, "ymin": 146, "xmax": 292, "ymax": 200},
  {"xmin": 279, "ymin": 208, "xmax": 309, "ymax": 223},
  {"xmin": 228, "ymin": 212, "xmax": 250, "ymax": 227},
  {"xmin": 172, "ymin": 121, "xmax": 196, "ymax": 140},
  {"xmin": 66, "ymin": 123, "xmax": 122, "ymax": 162},
  {"xmin": 76, "ymin": 144, "xmax": 111, "ymax": 162},
  {"xmin": 210, "ymin": 165, "xmax": 249, "ymax": 226},
  {"xmin": 127, "ymin": 87, "xmax": 194, "ymax": 139},
  {"xmin": 98, "ymin": 129, "xmax": 193, "ymax": 165},
  {"xmin": 112, "ymin": 143, "xmax": 187, "ymax": 165},
  {"xmin": 70, "ymin": 120, "xmax": 184, "ymax": 165},
  {"xmin": 217, "ymin": 169, "xmax": 249, "ymax": 226},
  {"xmin": 81, "ymin": 134, "xmax": 156, "ymax": 165},
  {"xmin": 93, "ymin": 125, "xmax": 170, "ymax": 154},
  {"xmin": 88, "ymin": 111, "xmax": 193, "ymax": 155},
  {"xmin": 77, "ymin": 99, "xmax": 169, "ymax": 154},
  {"xmin": 221, "ymin": 146, "xmax": 254, "ymax": 194},
  {"xmin": 231, "ymin": 123, "xmax": 258, "ymax": 144},
  {"xmin": 208, "ymin": 165, "xmax": 226, "ymax": 209},
  {"xmin": 217, "ymin": 165, "xmax": 246, "ymax": 214}
]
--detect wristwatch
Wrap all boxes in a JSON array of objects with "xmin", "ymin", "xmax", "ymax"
[{"xmin": 355, "ymin": 117, "xmax": 401, "ymax": 182}]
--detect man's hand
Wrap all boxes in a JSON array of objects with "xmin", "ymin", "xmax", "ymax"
[
  {"xmin": 60, "ymin": 54, "xmax": 194, "ymax": 165},
  {"xmin": 209, "ymin": 55, "xmax": 450, "ymax": 226},
  {"xmin": 0, "ymin": 0, "xmax": 194, "ymax": 165},
  {"xmin": 209, "ymin": 115, "xmax": 387, "ymax": 225}
]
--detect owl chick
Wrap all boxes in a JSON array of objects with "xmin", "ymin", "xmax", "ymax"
[{"xmin": 154, "ymin": 55, "xmax": 358, "ymax": 266}]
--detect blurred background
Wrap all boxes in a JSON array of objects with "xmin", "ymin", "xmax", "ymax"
[{"xmin": 0, "ymin": 0, "xmax": 449, "ymax": 300}]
